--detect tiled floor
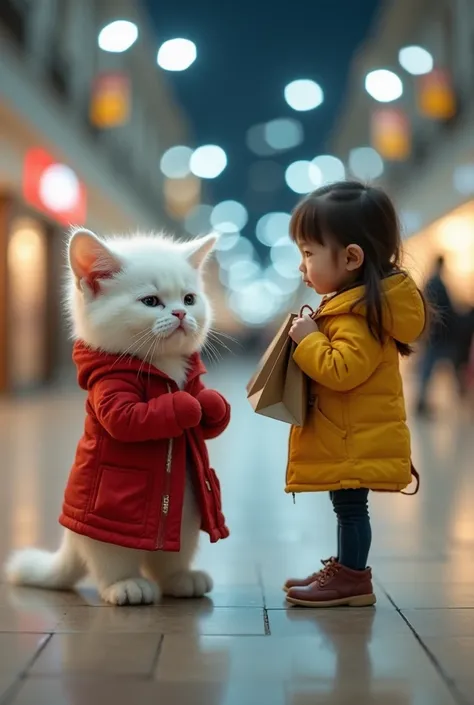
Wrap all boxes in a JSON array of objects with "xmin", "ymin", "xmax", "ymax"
[{"xmin": 0, "ymin": 360, "xmax": 473, "ymax": 705}]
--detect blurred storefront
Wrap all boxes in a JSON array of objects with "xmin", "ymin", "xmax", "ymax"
[
  {"xmin": 0, "ymin": 0, "xmax": 191, "ymax": 393},
  {"xmin": 0, "ymin": 199, "xmax": 61, "ymax": 393},
  {"xmin": 403, "ymin": 201, "xmax": 474, "ymax": 308}
]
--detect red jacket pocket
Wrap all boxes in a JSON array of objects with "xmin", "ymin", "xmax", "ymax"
[{"xmin": 91, "ymin": 465, "xmax": 150, "ymax": 525}]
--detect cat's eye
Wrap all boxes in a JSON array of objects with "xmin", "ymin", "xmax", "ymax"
[
  {"xmin": 140, "ymin": 296, "xmax": 163, "ymax": 308},
  {"xmin": 184, "ymin": 293, "xmax": 196, "ymax": 306}
]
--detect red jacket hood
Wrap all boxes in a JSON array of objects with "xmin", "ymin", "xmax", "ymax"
[{"xmin": 72, "ymin": 341, "xmax": 206, "ymax": 391}]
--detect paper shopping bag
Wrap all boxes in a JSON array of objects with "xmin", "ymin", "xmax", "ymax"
[{"xmin": 246, "ymin": 312, "xmax": 309, "ymax": 426}]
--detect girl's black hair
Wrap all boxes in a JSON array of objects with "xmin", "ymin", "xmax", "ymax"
[{"xmin": 290, "ymin": 180, "xmax": 425, "ymax": 357}]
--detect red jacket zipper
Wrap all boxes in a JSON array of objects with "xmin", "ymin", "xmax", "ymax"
[{"xmin": 156, "ymin": 384, "xmax": 174, "ymax": 549}]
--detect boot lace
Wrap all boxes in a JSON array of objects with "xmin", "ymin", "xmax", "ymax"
[
  {"xmin": 307, "ymin": 557, "xmax": 336, "ymax": 582},
  {"xmin": 317, "ymin": 562, "xmax": 340, "ymax": 586}
]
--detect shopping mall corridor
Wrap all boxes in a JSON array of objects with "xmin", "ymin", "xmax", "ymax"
[{"xmin": 0, "ymin": 359, "xmax": 473, "ymax": 705}]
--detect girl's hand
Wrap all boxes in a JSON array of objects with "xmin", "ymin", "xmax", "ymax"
[{"xmin": 289, "ymin": 316, "xmax": 319, "ymax": 344}]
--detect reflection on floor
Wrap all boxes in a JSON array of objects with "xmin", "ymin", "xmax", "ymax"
[{"xmin": 0, "ymin": 359, "xmax": 473, "ymax": 705}]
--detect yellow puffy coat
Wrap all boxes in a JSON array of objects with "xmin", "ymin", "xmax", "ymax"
[{"xmin": 286, "ymin": 273, "xmax": 425, "ymax": 494}]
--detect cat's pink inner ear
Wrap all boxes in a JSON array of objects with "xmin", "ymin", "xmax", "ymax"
[
  {"xmin": 69, "ymin": 229, "xmax": 122, "ymax": 293},
  {"xmin": 187, "ymin": 233, "xmax": 219, "ymax": 269}
]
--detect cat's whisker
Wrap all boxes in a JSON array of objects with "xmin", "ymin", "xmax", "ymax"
[
  {"xmin": 114, "ymin": 328, "xmax": 151, "ymax": 356},
  {"xmin": 131, "ymin": 328, "xmax": 153, "ymax": 340},
  {"xmin": 137, "ymin": 335, "xmax": 158, "ymax": 378},
  {"xmin": 130, "ymin": 332, "xmax": 157, "ymax": 357},
  {"xmin": 207, "ymin": 336, "xmax": 232, "ymax": 355},
  {"xmin": 209, "ymin": 346, "xmax": 223, "ymax": 366},
  {"xmin": 148, "ymin": 335, "xmax": 160, "ymax": 383},
  {"xmin": 206, "ymin": 330, "xmax": 235, "ymax": 356},
  {"xmin": 202, "ymin": 343, "xmax": 214, "ymax": 366},
  {"xmin": 152, "ymin": 330, "xmax": 167, "ymax": 362},
  {"xmin": 202, "ymin": 339, "xmax": 222, "ymax": 366},
  {"xmin": 111, "ymin": 329, "xmax": 155, "ymax": 367},
  {"xmin": 208, "ymin": 328, "xmax": 241, "ymax": 346}
]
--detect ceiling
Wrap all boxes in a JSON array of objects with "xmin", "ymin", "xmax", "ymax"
[{"xmin": 144, "ymin": 0, "xmax": 380, "ymax": 252}]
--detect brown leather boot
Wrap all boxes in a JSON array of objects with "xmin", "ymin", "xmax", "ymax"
[
  {"xmin": 283, "ymin": 557, "xmax": 337, "ymax": 593},
  {"xmin": 286, "ymin": 561, "xmax": 376, "ymax": 607}
]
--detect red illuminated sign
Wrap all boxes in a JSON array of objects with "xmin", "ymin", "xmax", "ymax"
[{"xmin": 22, "ymin": 148, "xmax": 87, "ymax": 226}]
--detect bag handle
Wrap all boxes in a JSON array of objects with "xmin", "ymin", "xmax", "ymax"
[
  {"xmin": 372, "ymin": 463, "xmax": 420, "ymax": 496},
  {"xmin": 299, "ymin": 305, "xmax": 315, "ymax": 318},
  {"xmin": 401, "ymin": 463, "xmax": 420, "ymax": 496}
]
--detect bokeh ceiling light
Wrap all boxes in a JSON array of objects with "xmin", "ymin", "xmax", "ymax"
[
  {"xmin": 190, "ymin": 145, "xmax": 227, "ymax": 179},
  {"xmin": 157, "ymin": 38, "xmax": 197, "ymax": 71},
  {"xmin": 256, "ymin": 212, "xmax": 291, "ymax": 246},
  {"xmin": 312, "ymin": 155, "xmax": 345, "ymax": 185},
  {"xmin": 398, "ymin": 46, "xmax": 434, "ymax": 76},
  {"xmin": 246, "ymin": 124, "xmax": 276, "ymax": 157},
  {"xmin": 160, "ymin": 145, "xmax": 192, "ymax": 179},
  {"xmin": 228, "ymin": 281, "xmax": 284, "ymax": 326},
  {"xmin": 223, "ymin": 260, "xmax": 261, "ymax": 292},
  {"xmin": 270, "ymin": 241, "xmax": 302, "ymax": 278},
  {"xmin": 98, "ymin": 20, "xmax": 138, "ymax": 53},
  {"xmin": 284, "ymin": 79, "xmax": 324, "ymax": 111},
  {"xmin": 365, "ymin": 69, "xmax": 403, "ymax": 102},
  {"xmin": 184, "ymin": 204, "xmax": 213, "ymax": 236},
  {"xmin": 348, "ymin": 147, "xmax": 384, "ymax": 180},
  {"xmin": 211, "ymin": 200, "xmax": 248, "ymax": 232},
  {"xmin": 39, "ymin": 164, "xmax": 80, "ymax": 212},
  {"xmin": 264, "ymin": 118, "xmax": 303, "ymax": 151},
  {"xmin": 285, "ymin": 160, "xmax": 322, "ymax": 194},
  {"xmin": 264, "ymin": 265, "xmax": 301, "ymax": 294},
  {"xmin": 216, "ymin": 235, "xmax": 255, "ymax": 269},
  {"xmin": 214, "ymin": 231, "xmax": 241, "ymax": 252}
]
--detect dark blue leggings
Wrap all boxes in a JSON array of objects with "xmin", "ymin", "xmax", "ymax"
[{"xmin": 330, "ymin": 489, "xmax": 372, "ymax": 571}]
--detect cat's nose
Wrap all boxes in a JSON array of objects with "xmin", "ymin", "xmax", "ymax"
[{"xmin": 172, "ymin": 310, "xmax": 186, "ymax": 321}]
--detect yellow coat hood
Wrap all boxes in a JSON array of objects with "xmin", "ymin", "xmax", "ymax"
[{"xmin": 318, "ymin": 273, "xmax": 426, "ymax": 345}]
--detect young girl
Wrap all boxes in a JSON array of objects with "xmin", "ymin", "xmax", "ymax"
[{"xmin": 284, "ymin": 181, "xmax": 426, "ymax": 608}]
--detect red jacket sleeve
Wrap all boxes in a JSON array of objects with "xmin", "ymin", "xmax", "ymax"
[
  {"xmin": 91, "ymin": 376, "xmax": 199, "ymax": 442},
  {"xmin": 196, "ymin": 382, "xmax": 231, "ymax": 440}
]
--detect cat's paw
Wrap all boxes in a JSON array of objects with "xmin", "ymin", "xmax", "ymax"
[
  {"xmin": 101, "ymin": 578, "xmax": 160, "ymax": 606},
  {"xmin": 162, "ymin": 570, "xmax": 213, "ymax": 598}
]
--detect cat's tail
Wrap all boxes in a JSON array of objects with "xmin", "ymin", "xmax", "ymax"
[{"xmin": 5, "ymin": 530, "xmax": 85, "ymax": 590}]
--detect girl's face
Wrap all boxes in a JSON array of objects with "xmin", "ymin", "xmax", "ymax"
[{"xmin": 298, "ymin": 239, "xmax": 352, "ymax": 295}]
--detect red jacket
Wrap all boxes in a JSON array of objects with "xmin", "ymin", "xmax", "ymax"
[{"xmin": 59, "ymin": 342, "xmax": 230, "ymax": 551}]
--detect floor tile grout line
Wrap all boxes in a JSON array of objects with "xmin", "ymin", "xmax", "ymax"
[
  {"xmin": 0, "ymin": 633, "xmax": 54, "ymax": 705},
  {"xmin": 148, "ymin": 634, "xmax": 164, "ymax": 679},
  {"xmin": 263, "ymin": 608, "xmax": 271, "ymax": 636},
  {"xmin": 256, "ymin": 563, "xmax": 272, "ymax": 635},
  {"xmin": 380, "ymin": 587, "xmax": 469, "ymax": 705}
]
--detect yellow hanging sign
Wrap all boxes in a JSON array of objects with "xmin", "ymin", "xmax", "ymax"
[
  {"xmin": 90, "ymin": 72, "xmax": 131, "ymax": 128},
  {"xmin": 417, "ymin": 68, "xmax": 456, "ymax": 120},
  {"xmin": 371, "ymin": 108, "xmax": 411, "ymax": 161}
]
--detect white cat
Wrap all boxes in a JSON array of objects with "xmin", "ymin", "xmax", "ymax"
[{"xmin": 5, "ymin": 228, "xmax": 230, "ymax": 605}]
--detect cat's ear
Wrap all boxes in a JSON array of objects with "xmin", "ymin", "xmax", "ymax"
[
  {"xmin": 68, "ymin": 228, "xmax": 122, "ymax": 292},
  {"xmin": 184, "ymin": 233, "xmax": 219, "ymax": 269}
]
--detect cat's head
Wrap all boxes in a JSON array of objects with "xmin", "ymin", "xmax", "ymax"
[{"xmin": 66, "ymin": 229, "xmax": 217, "ymax": 362}]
